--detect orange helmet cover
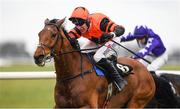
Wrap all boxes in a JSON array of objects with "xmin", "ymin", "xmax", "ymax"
[{"xmin": 69, "ymin": 7, "xmax": 89, "ymax": 20}]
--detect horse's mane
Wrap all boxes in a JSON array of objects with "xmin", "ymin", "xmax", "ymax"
[
  {"xmin": 49, "ymin": 19, "xmax": 69, "ymax": 37},
  {"xmin": 61, "ymin": 26, "xmax": 69, "ymax": 37}
]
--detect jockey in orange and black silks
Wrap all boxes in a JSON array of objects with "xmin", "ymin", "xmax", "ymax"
[
  {"xmin": 68, "ymin": 6, "xmax": 131, "ymax": 92},
  {"xmin": 68, "ymin": 7, "xmax": 125, "ymax": 44}
]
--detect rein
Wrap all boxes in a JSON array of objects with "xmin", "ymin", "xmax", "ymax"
[
  {"xmin": 57, "ymin": 69, "xmax": 94, "ymax": 83},
  {"xmin": 59, "ymin": 45, "xmax": 103, "ymax": 55}
]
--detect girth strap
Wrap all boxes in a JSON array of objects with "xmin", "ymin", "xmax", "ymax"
[{"xmin": 57, "ymin": 68, "xmax": 94, "ymax": 83}]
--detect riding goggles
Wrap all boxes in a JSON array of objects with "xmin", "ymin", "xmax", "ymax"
[{"xmin": 71, "ymin": 18, "xmax": 86, "ymax": 26}]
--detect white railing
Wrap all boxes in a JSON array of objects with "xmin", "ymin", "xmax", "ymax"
[
  {"xmin": 0, "ymin": 70, "xmax": 179, "ymax": 79},
  {"xmin": 0, "ymin": 71, "xmax": 56, "ymax": 79}
]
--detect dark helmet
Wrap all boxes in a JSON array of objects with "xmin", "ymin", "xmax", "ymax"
[{"xmin": 133, "ymin": 25, "xmax": 148, "ymax": 38}]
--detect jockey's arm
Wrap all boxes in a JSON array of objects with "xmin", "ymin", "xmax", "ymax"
[
  {"xmin": 68, "ymin": 27, "xmax": 81, "ymax": 39},
  {"xmin": 68, "ymin": 28, "xmax": 81, "ymax": 50},
  {"xmin": 120, "ymin": 32, "xmax": 137, "ymax": 42},
  {"xmin": 99, "ymin": 17, "xmax": 124, "ymax": 36},
  {"xmin": 95, "ymin": 17, "xmax": 125, "ymax": 43}
]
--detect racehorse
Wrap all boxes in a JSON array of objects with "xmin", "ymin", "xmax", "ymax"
[
  {"xmin": 146, "ymin": 73, "xmax": 180, "ymax": 108},
  {"xmin": 159, "ymin": 73, "xmax": 180, "ymax": 106},
  {"xmin": 160, "ymin": 73, "xmax": 180, "ymax": 97},
  {"xmin": 33, "ymin": 18, "xmax": 155, "ymax": 108}
]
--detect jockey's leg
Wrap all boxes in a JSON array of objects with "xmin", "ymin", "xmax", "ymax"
[
  {"xmin": 77, "ymin": 38, "xmax": 98, "ymax": 53},
  {"xmin": 96, "ymin": 57, "xmax": 127, "ymax": 91},
  {"xmin": 93, "ymin": 40, "xmax": 128, "ymax": 91},
  {"xmin": 147, "ymin": 52, "xmax": 168, "ymax": 71},
  {"xmin": 138, "ymin": 52, "xmax": 168, "ymax": 75}
]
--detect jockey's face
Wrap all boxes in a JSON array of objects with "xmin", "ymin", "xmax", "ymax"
[
  {"xmin": 137, "ymin": 36, "xmax": 147, "ymax": 44},
  {"xmin": 76, "ymin": 23, "xmax": 88, "ymax": 34},
  {"xmin": 71, "ymin": 18, "xmax": 88, "ymax": 34}
]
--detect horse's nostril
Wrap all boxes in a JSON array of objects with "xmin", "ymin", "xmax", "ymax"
[{"xmin": 34, "ymin": 55, "xmax": 45, "ymax": 64}]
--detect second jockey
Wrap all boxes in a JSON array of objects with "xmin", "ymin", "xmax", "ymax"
[{"xmin": 120, "ymin": 25, "xmax": 168, "ymax": 72}]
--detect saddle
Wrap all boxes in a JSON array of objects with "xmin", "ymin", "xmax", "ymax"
[
  {"xmin": 96, "ymin": 61, "xmax": 133, "ymax": 77},
  {"xmin": 106, "ymin": 55, "xmax": 133, "ymax": 77},
  {"xmin": 87, "ymin": 53, "xmax": 133, "ymax": 77}
]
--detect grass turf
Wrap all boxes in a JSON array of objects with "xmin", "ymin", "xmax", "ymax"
[
  {"xmin": 0, "ymin": 79, "xmax": 55, "ymax": 108},
  {"xmin": 0, "ymin": 64, "xmax": 179, "ymax": 107}
]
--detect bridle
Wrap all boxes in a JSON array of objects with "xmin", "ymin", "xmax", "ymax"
[
  {"xmin": 36, "ymin": 21, "xmax": 113, "ymax": 107},
  {"xmin": 36, "ymin": 21, "xmax": 102, "ymax": 82},
  {"xmin": 37, "ymin": 23, "xmax": 64, "ymax": 66}
]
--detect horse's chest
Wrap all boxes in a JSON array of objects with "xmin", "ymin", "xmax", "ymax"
[{"xmin": 55, "ymin": 83, "xmax": 87, "ymax": 107}]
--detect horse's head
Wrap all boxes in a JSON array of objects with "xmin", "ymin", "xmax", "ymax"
[{"xmin": 34, "ymin": 18, "xmax": 66, "ymax": 66}]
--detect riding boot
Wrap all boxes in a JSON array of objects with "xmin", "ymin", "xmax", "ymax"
[{"xmin": 96, "ymin": 58, "xmax": 127, "ymax": 91}]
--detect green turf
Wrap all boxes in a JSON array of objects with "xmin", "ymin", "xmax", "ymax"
[
  {"xmin": 0, "ymin": 79, "xmax": 55, "ymax": 108},
  {"xmin": 0, "ymin": 64, "xmax": 179, "ymax": 108},
  {"xmin": 160, "ymin": 65, "xmax": 180, "ymax": 70}
]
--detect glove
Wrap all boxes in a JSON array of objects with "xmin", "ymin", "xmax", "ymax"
[
  {"xmin": 69, "ymin": 38, "xmax": 80, "ymax": 50},
  {"xmin": 130, "ymin": 55, "xmax": 135, "ymax": 59},
  {"xmin": 99, "ymin": 33, "xmax": 114, "ymax": 43}
]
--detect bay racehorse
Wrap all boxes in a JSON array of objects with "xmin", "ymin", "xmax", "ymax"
[{"xmin": 34, "ymin": 18, "xmax": 155, "ymax": 108}]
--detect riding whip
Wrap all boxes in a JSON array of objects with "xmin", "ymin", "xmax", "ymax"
[{"xmin": 111, "ymin": 39, "xmax": 151, "ymax": 64}]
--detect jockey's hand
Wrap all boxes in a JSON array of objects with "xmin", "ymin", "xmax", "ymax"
[
  {"xmin": 129, "ymin": 55, "xmax": 135, "ymax": 59},
  {"xmin": 130, "ymin": 55, "xmax": 139, "ymax": 59},
  {"xmin": 100, "ymin": 33, "xmax": 114, "ymax": 43},
  {"xmin": 69, "ymin": 38, "xmax": 80, "ymax": 50}
]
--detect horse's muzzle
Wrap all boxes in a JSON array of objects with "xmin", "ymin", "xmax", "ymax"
[{"xmin": 34, "ymin": 55, "xmax": 45, "ymax": 67}]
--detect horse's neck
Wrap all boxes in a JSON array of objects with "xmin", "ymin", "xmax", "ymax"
[{"xmin": 54, "ymin": 38, "xmax": 83, "ymax": 78}]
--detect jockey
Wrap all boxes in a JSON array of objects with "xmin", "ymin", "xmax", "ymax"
[
  {"xmin": 68, "ymin": 6, "xmax": 128, "ymax": 91},
  {"xmin": 120, "ymin": 25, "xmax": 168, "ymax": 72}
]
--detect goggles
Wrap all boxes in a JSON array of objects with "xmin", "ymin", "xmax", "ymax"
[{"xmin": 71, "ymin": 18, "xmax": 86, "ymax": 26}]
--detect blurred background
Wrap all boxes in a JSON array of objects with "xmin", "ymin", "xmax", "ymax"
[
  {"xmin": 0, "ymin": 0, "xmax": 180, "ymax": 108},
  {"xmin": 0, "ymin": 0, "xmax": 180, "ymax": 66}
]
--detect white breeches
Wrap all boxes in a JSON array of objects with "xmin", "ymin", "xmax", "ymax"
[
  {"xmin": 78, "ymin": 37, "xmax": 121, "ymax": 62},
  {"xmin": 138, "ymin": 52, "xmax": 168, "ymax": 71}
]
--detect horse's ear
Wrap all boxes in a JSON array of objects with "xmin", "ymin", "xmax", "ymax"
[
  {"xmin": 57, "ymin": 17, "xmax": 66, "ymax": 27},
  {"xmin": 44, "ymin": 18, "xmax": 49, "ymax": 25}
]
